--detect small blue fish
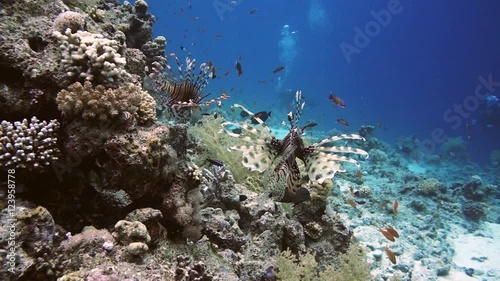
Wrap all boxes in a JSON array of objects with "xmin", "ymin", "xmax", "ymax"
[{"xmin": 206, "ymin": 158, "xmax": 224, "ymax": 167}]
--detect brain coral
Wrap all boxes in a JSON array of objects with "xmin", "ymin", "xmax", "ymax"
[
  {"xmin": 56, "ymin": 81, "xmax": 156, "ymax": 125},
  {"xmin": 53, "ymin": 11, "xmax": 85, "ymax": 33}
]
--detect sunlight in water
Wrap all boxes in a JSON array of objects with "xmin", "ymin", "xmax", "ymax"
[
  {"xmin": 276, "ymin": 24, "xmax": 298, "ymax": 92},
  {"xmin": 308, "ymin": 0, "xmax": 327, "ymax": 30}
]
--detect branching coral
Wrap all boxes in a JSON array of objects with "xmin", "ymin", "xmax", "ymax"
[
  {"xmin": 53, "ymin": 28, "xmax": 128, "ymax": 83},
  {"xmin": 0, "ymin": 117, "xmax": 60, "ymax": 170},
  {"xmin": 56, "ymin": 81, "xmax": 156, "ymax": 125}
]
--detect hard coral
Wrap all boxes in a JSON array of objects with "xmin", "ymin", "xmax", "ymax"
[
  {"xmin": 417, "ymin": 178, "xmax": 444, "ymax": 196},
  {"xmin": 56, "ymin": 81, "xmax": 156, "ymax": 125},
  {"xmin": 53, "ymin": 11, "xmax": 85, "ymax": 33},
  {"xmin": 53, "ymin": 28, "xmax": 128, "ymax": 84},
  {"xmin": 0, "ymin": 117, "xmax": 60, "ymax": 170},
  {"xmin": 462, "ymin": 201, "xmax": 486, "ymax": 221}
]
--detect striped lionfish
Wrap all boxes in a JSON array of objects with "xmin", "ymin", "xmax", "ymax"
[
  {"xmin": 151, "ymin": 55, "xmax": 229, "ymax": 109},
  {"xmin": 222, "ymin": 91, "xmax": 369, "ymax": 203}
]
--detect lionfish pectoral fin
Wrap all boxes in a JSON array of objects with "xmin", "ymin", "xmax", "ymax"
[
  {"xmin": 221, "ymin": 121, "xmax": 273, "ymax": 144},
  {"xmin": 306, "ymin": 152, "xmax": 361, "ymax": 184},
  {"xmin": 228, "ymin": 145, "xmax": 274, "ymax": 173}
]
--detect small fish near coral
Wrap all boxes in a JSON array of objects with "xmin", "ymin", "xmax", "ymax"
[
  {"xmin": 222, "ymin": 91, "xmax": 369, "ymax": 204},
  {"xmin": 206, "ymin": 158, "xmax": 224, "ymax": 167},
  {"xmin": 379, "ymin": 226, "xmax": 400, "ymax": 242},
  {"xmin": 384, "ymin": 246, "xmax": 397, "ymax": 264}
]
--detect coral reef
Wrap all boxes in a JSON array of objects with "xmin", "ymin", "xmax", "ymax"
[
  {"xmin": 0, "ymin": 198, "xmax": 57, "ymax": 280},
  {"xmin": 460, "ymin": 176, "xmax": 496, "ymax": 201},
  {"xmin": 417, "ymin": 178, "xmax": 444, "ymax": 196},
  {"xmin": 368, "ymin": 148, "xmax": 388, "ymax": 163},
  {"xmin": 124, "ymin": 0, "xmax": 155, "ymax": 49},
  {"xmin": 56, "ymin": 81, "xmax": 156, "ymax": 125},
  {"xmin": 275, "ymin": 243, "xmax": 371, "ymax": 281},
  {"xmin": 462, "ymin": 201, "xmax": 486, "ymax": 221},
  {"xmin": 174, "ymin": 255, "xmax": 215, "ymax": 281},
  {"xmin": 1, "ymin": 1, "xmax": 499, "ymax": 281},
  {"xmin": 0, "ymin": 117, "xmax": 60, "ymax": 170}
]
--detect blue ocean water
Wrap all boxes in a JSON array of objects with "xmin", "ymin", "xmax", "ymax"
[{"xmin": 143, "ymin": 0, "xmax": 500, "ymax": 165}]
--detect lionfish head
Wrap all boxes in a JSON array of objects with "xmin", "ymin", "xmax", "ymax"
[{"xmin": 222, "ymin": 91, "xmax": 369, "ymax": 203}]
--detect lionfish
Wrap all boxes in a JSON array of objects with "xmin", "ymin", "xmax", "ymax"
[
  {"xmin": 222, "ymin": 91, "xmax": 369, "ymax": 203},
  {"xmin": 149, "ymin": 54, "xmax": 229, "ymax": 110}
]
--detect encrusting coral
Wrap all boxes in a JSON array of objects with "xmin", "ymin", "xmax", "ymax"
[
  {"xmin": 0, "ymin": 117, "xmax": 60, "ymax": 170},
  {"xmin": 56, "ymin": 81, "xmax": 156, "ymax": 125}
]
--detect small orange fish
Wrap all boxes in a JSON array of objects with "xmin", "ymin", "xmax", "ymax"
[
  {"xmin": 384, "ymin": 246, "xmax": 397, "ymax": 264},
  {"xmin": 386, "ymin": 226, "xmax": 399, "ymax": 238},
  {"xmin": 393, "ymin": 200, "xmax": 399, "ymax": 215},
  {"xmin": 379, "ymin": 228, "xmax": 395, "ymax": 242},
  {"xmin": 348, "ymin": 186, "xmax": 354, "ymax": 196},
  {"xmin": 356, "ymin": 170, "xmax": 362, "ymax": 179},
  {"xmin": 347, "ymin": 199, "xmax": 357, "ymax": 208}
]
